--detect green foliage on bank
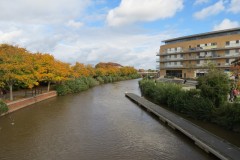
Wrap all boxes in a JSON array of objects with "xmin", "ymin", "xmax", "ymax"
[
  {"xmin": 139, "ymin": 80, "xmax": 214, "ymax": 121},
  {"xmin": 197, "ymin": 68, "xmax": 230, "ymax": 107},
  {"xmin": 139, "ymin": 78, "xmax": 239, "ymax": 131},
  {"xmin": 55, "ymin": 77, "xmax": 99, "ymax": 96},
  {"xmin": 0, "ymin": 100, "xmax": 8, "ymax": 115},
  {"xmin": 56, "ymin": 74, "xmax": 140, "ymax": 96}
]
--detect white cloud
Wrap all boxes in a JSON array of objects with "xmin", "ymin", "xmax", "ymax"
[
  {"xmin": 213, "ymin": 19, "xmax": 240, "ymax": 31},
  {"xmin": 0, "ymin": 0, "xmax": 91, "ymax": 24},
  {"xmin": 66, "ymin": 20, "xmax": 84, "ymax": 28},
  {"xmin": 194, "ymin": 0, "xmax": 225, "ymax": 19},
  {"xmin": 228, "ymin": 0, "xmax": 240, "ymax": 13},
  {"xmin": 0, "ymin": 20, "xmax": 172, "ymax": 69},
  {"xmin": 106, "ymin": 0, "xmax": 184, "ymax": 26},
  {"xmin": 0, "ymin": 30, "xmax": 22, "ymax": 43},
  {"xmin": 49, "ymin": 28, "xmax": 175, "ymax": 69},
  {"xmin": 194, "ymin": 0, "xmax": 209, "ymax": 5}
]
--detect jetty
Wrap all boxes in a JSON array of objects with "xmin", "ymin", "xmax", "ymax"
[{"xmin": 125, "ymin": 93, "xmax": 240, "ymax": 160}]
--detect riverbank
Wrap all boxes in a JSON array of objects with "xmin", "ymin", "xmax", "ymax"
[{"xmin": 0, "ymin": 91, "xmax": 57, "ymax": 117}]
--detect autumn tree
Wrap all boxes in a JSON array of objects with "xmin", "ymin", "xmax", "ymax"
[
  {"xmin": 0, "ymin": 44, "xmax": 38, "ymax": 100},
  {"xmin": 33, "ymin": 53, "xmax": 61, "ymax": 92},
  {"xmin": 53, "ymin": 60, "xmax": 71, "ymax": 83}
]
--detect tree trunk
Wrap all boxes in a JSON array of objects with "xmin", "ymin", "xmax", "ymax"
[
  {"xmin": 47, "ymin": 81, "xmax": 51, "ymax": 92},
  {"xmin": 9, "ymin": 84, "xmax": 13, "ymax": 101}
]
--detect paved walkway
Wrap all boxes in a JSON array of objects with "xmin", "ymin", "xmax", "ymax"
[
  {"xmin": 125, "ymin": 93, "xmax": 240, "ymax": 160},
  {"xmin": 0, "ymin": 87, "xmax": 49, "ymax": 102}
]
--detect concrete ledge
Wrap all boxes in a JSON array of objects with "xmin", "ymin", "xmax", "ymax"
[{"xmin": 1, "ymin": 91, "xmax": 57, "ymax": 116}]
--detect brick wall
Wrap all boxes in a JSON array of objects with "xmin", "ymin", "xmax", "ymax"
[{"xmin": 6, "ymin": 91, "xmax": 57, "ymax": 113}]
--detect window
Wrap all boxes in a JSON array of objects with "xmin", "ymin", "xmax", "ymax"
[
  {"xmin": 226, "ymin": 59, "xmax": 229, "ymax": 63},
  {"xmin": 237, "ymin": 40, "xmax": 239, "ymax": 44},
  {"xmin": 174, "ymin": 54, "xmax": 177, "ymax": 58},
  {"xmin": 189, "ymin": 61, "xmax": 191, "ymax": 64},
  {"xmin": 180, "ymin": 54, "xmax": 183, "ymax": 58},
  {"xmin": 174, "ymin": 62, "xmax": 177, "ymax": 65},
  {"xmin": 236, "ymin": 49, "xmax": 239, "ymax": 53},
  {"xmin": 226, "ymin": 41, "xmax": 230, "ymax": 45},
  {"xmin": 197, "ymin": 60, "xmax": 200, "ymax": 64},
  {"xmin": 211, "ymin": 42, "xmax": 217, "ymax": 46},
  {"xmin": 189, "ymin": 53, "xmax": 191, "ymax": 56},
  {"xmin": 197, "ymin": 44, "xmax": 200, "ymax": 47},
  {"xmin": 205, "ymin": 44, "xmax": 207, "ymax": 46},
  {"xmin": 225, "ymin": 50, "xmax": 229, "ymax": 55}
]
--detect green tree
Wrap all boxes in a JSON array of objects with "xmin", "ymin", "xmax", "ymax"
[{"xmin": 197, "ymin": 65, "xmax": 230, "ymax": 107}]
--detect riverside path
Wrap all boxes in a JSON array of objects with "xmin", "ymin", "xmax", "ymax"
[{"xmin": 125, "ymin": 93, "xmax": 240, "ymax": 160}]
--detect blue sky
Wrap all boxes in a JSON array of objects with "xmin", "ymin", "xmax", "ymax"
[{"xmin": 0, "ymin": 0, "xmax": 240, "ymax": 69}]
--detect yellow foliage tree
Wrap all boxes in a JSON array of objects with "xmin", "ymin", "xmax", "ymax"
[{"xmin": 0, "ymin": 44, "xmax": 38, "ymax": 100}]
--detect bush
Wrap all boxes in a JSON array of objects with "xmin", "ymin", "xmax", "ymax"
[
  {"xmin": 96, "ymin": 77, "xmax": 104, "ymax": 84},
  {"xmin": 139, "ymin": 80, "xmax": 213, "ymax": 119},
  {"xmin": 0, "ymin": 100, "xmax": 8, "ymax": 115},
  {"xmin": 55, "ymin": 84, "xmax": 71, "ymax": 96},
  {"xmin": 197, "ymin": 68, "xmax": 230, "ymax": 107},
  {"xmin": 55, "ymin": 78, "xmax": 89, "ymax": 96},
  {"xmin": 212, "ymin": 103, "xmax": 240, "ymax": 130},
  {"xmin": 85, "ymin": 77, "xmax": 99, "ymax": 87},
  {"xmin": 183, "ymin": 96, "xmax": 213, "ymax": 120}
]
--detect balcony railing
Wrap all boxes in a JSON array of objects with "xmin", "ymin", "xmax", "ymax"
[
  {"xmin": 160, "ymin": 46, "xmax": 240, "ymax": 55},
  {"xmin": 160, "ymin": 63, "xmax": 232, "ymax": 69},
  {"xmin": 160, "ymin": 54, "xmax": 240, "ymax": 62},
  {"xmin": 225, "ymin": 43, "xmax": 240, "ymax": 48}
]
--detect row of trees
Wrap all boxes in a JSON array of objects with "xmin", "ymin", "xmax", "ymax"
[{"xmin": 0, "ymin": 44, "xmax": 139, "ymax": 100}]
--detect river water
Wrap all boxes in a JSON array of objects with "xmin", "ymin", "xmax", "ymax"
[{"xmin": 0, "ymin": 79, "xmax": 218, "ymax": 160}]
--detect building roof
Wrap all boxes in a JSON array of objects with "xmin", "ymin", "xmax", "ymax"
[{"xmin": 162, "ymin": 27, "xmax": 240, "ymax": 43}]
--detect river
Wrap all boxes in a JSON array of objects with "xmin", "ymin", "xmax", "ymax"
[{"xmin": 0, "ymin": 79, "xmax": 219, "ymax": 160}]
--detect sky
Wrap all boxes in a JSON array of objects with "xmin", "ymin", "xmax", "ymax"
[{"xmin": 0, "ymin": 0, "xmax": 240, "ymax": 69}]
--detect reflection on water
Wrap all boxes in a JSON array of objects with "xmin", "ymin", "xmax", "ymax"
[{"xmin": 0, "ymin": 79, "xmax": 217, "ymax": 160}]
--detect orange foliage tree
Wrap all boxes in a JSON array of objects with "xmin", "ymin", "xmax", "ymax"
[
  {"xmin": 0, "ymin": 44, "xmax": 38, "ymax": 100},
  {"xmin": 33, "ymin": 53, "xmax": 70, "ymax": 92}
]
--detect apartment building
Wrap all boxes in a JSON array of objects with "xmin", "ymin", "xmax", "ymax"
[{"xmin": 157, "ymin": 28, "xmax": 240, "ymax": 78}]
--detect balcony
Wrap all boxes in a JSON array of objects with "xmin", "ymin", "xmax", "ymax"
[
  {"xmin": 160, "ymin": 57, "xmax": 183, "ymax": 62},
  {"xmin": 225, "ymin": 43, "xmax": 240, "ymax": 48},
  {"xmin": 160, "ymin": 46, "xmax": 240, "ymax": 56},
  {"xmin": 161, "ymin": 65, "xmax": 183, "ymax": 69}
]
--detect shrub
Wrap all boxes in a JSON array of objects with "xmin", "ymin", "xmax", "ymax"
[
  {"xmin": 55, "ymin": 84, "xmax": 71, "ymax": 96},
  {"xmin": 85, "ymin": 77, "xmax": 99, "ymax": 87},
  {"xmin": 212, "ymin": 103, "xmax": 240, "ymax": 130},
  {"xmin": 183, "ymin": 96, "xmax": 213, "ymax": 120},
  {"xmin": 197, "ymin": 68, "xmax": 230, "ymax": 107},
  {"xmin": 96, "ymin": 77, "xmax": 104, "ymax": 84},
  {"xmin": 0, "ymin": 100, "xmax": 8, "ymax": 115}
]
